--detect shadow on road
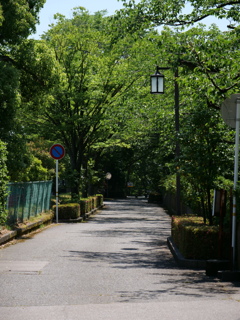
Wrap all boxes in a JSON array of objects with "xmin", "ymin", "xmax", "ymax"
[{"xmin": 64, "ymin": 199, "xmax": 240, "ymax": 302}]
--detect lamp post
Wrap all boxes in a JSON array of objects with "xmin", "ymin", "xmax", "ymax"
[{"xmin": 150, "ymin": 66, "xmax": 181, "ymax": 215}]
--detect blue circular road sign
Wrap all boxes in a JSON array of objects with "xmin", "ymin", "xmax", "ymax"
[{"xmin": 50, "ymin": 144, "xmax": 65, "ymax": 160}]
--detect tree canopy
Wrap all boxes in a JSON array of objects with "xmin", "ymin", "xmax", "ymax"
[
  {"xmin": 1, "ymin": 0, "xmax": 240, "ymax": 225},
  {"xmin": 0, "ymin": 0, "xmax": 45, "ymax": 45},
  {"xmin": 119, "ymin": 0, "xmax": 240, "ymax": 28},
  {"xmin": 18, "ymin": 8, "xmax": 161, "ymax": 197},
  {"xmin": 0, "ymin": 0, "xmax": 47, "ymax": 184}
]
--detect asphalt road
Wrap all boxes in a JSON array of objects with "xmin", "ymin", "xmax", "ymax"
[{"xmin": 0, "ymin": 199, "xmax": 239, "ymax": 320}]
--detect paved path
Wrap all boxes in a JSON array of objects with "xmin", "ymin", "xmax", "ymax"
[{"xmin": 0, "ymin": 199, "xmax": 239, "ymax": 319}]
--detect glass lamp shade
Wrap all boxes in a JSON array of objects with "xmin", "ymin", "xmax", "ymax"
[{"xmin": 150, "ymin": 70, "xmax": 164, "ymax": 94}]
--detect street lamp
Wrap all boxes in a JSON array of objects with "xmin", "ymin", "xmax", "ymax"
[
  {"xmin": 150, "ymin": 66, "xmax": 181, "ymax": 215},
  {"xmin": 150, "ymin": 66, "xmax": 165, "ymax": 94}
]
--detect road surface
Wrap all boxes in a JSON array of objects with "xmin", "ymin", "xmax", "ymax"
[{"xmin": 0, "ymin": 199, "xmax": 239, "ymax": 319}]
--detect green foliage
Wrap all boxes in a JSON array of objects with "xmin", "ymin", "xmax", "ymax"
[
  {"xmin": 0, "ymin": 62, "xmax": 21, "ymax": 140},
  {"xmin": 7, "ymin": 138, "xmax": 55, "ymax": 182},
  {"xmin": 179, "ymin": 103, "xmax": 233, "ymax": 221},
  {"xmin": 119, "ymin": 0, "xmax": 240, "ymax": 28},
  {"xmin": 142, "ymin": 25, "xmax": 240, "ymax": 221},
  {"xmin": 57, "ymin": 193, "xmax": 103, "ymax": 220},
  {"xmin": 0, "ymin": 1, "xmax": 52, "ymax": 185},
  {"xmin": 171, "ymin": 216, "xmax": 230, "ymax": 260},
  {"xmin": 0, "ymin": 0, "xmax": 45, "ymax": 45},
  {"xmin": 0, "ymin": 140, "xmax": 9, "ymax": 225},
  {"xmin": 14, "ymin": 39, "xmax": 61, "ymax": 104},
  {"xmin": 96, "ymin": 194, "xmax": 104, "ymax": 207},
  {"xmin": 1, "ymin": 0, "xmax": 239, "ymax": 216},
  {"xmin": 20, "ymin": 8, "xmax": 161, "ymax": 197},
  {"xmin": 58, "ymin": 193, "xmax": 72, "ymax": 204},
  {"xmin": 53, "ymin": 203, "xmax": 80, "ymax": 220},
  {"xmin": 80, "ymin": 199, "xmax": 92, "ymax": 215}
]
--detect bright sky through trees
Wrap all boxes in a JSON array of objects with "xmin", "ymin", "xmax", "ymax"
[
  {"xmin": 32, "ymin": 0, "xmax": 126, "ymax": 38},
  {"xmin": 32, "ymin": 0, "xmax": 229, "ymax": 39}
]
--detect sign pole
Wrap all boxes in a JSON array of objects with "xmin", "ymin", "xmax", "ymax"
[
  {"xmin": 232, "ymin": 97, "xmax": 240, "ymax": 270},
  {"xmin": 56, "ymin": 159, "xmax": 59, "ymax": 224},
  {"xmin": 49, "ymin": 144, "xmax": 65, "ymax": 224}
]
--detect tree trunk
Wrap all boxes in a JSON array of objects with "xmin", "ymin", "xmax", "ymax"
[{"xmin": 68, "ymin": 155, "xmax": 82, "ymax": 201}]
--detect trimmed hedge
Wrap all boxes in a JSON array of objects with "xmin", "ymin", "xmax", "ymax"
[
  {"xmin": 53, "ymin": 203, "xmax": 80, "ymax": 220},
  {"xmin": 171, "ymin": 216, "xmax": 230, "ymax": 260},
  {"xmin": 80, "ymin": 195, "xmax": 104, "ymax": 218},
  {"xmin": 53, "ymin": 194, "xmax": 104, "ymax": 221},
  {"xmin": 96, "ymin": 194, "xmax": 103, "ymax": 207},
  {"xmin": 80, "ymin": 199, "xmax": 92, "ymax": 217}
]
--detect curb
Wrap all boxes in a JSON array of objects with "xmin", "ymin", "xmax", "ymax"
[
  {"xmin": 57, "ymin": 216, "xmax": 83, "ymax": 223},
  {"xmin": 0, "ymin": 230, "xmax": 17, "ymax": 246},
  {"xmin": 167, "ymin": 237, "xmax": 240, "ymax": 282},
  {"xmin": 0, "ymin": 214, "xmax": 54, "ymax": 246},
  {"xmin": 167, "ymin": 236, "xmax": 206, "ymax": 269}
]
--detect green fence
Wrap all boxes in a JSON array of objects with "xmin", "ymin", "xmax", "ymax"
[{"xmin": 6, "ymin": 181, "xmax": 53, "ymax": 224}]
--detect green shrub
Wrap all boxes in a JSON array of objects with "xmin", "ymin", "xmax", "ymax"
[
  {"xmin": 96, "ymin": 194, "xmax": 103, "ymax": 207},
  {"xmin": 80, "ymin": 199, "xmax": 91, "ymax": 215},
  {"xmin": 171, "ymin": 216, "xmax": 230, "ymax": 260},
  {"xmin": 53, "ymin": 203, "xmax": 80, "ymax": 220},
  {"xmin": 53, "ymin": 194, "xmax": 103, "ymax": 220},
  {"xmin": 90, "ymin": 196, "xmax": 97, "ymax": 209},
  {"xmin": 58, "ymin": 194, "xmax": 72, "ymax": 204}
]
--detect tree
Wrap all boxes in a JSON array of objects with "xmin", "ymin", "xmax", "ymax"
[
  {"xmin": 0, "ymin": 38, "xmax": 60, "ymax": 182},
  {"xmin": 0, "ymin": 61, "xmax": 20, "ymax": 141},
  {"xmin": 119, "ymin": 0, "xmax": 240, "ymax": 28},
  {"xmin": 0, "ymin": 0, "xmax": 45, "ymax": 45},
  {"xmin": 180, "ymin": 104, "xmax": 233, "ymax": 224},
  {"xmin": 0, "ymin": 0, "xmax": 46, "ymax": 182},
  {"xmin": 21, "ymin": 8, "xmax": 161, "ymax": 198},
  {"xmin": 154, "ymin": 26, "xmax": 240, "ymax": 220},
  {"xmin": 0, "ymin": 0, "xmax": 46, "ymax": 137}
]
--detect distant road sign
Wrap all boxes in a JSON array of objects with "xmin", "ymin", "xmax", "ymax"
[
  {"xmin": 50, "ymin": 144, "xmax": 65, "ymax": 160},
  {"xmin": 221, "ymin": 93, "xmax": 240, "ymax": 128}
]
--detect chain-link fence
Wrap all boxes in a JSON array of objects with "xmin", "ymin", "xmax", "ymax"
[{"xmin": 6, "ymin": 181, "xmax": 53, "ymax": 224}]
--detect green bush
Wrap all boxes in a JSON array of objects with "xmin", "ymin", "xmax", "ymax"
[
  {"xmin": 58, "ymin": 194, "xmax": 72, "ymax": 204},
  {"xmin": 171, "ymin": 216, "xmax": 230, "ymax": 260},
  {"xmin": 90, "ymin": 196, "xmax": 97, "ymax": 209},
  {"xmin": 80, "ymin": 199, "xmax": 92, "ymax": 216},
  {"xmin": 53, "ymin": 203, "xmax": 80, "ymax": 220},
  {"xmin": 53, "ymin": 194, "xmax": 103, "ymax": 220},
  {"xmin": 96, "ymin": 194, "xmax": 103, "ymax": 207}
]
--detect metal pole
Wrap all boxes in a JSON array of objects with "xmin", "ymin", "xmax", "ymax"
[
  {"xmin": 232, "ymin": 97, "xmax": 240, "ymax": 269},
  {"xmin": 175, "ymin": 68, "xmax": 181, "ymax": 215},
  {"xmin": 56, "ymin": 160, "xmax": 59, "ymax": 224}
]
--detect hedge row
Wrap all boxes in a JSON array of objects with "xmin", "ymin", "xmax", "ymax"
[
  {"xmin": 53, "ymin": 194, "xmax": 103, "ymax": 221},
  {"xmin": 171, "ymin": 216, "xmax": 230, "ymax": 260}
]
